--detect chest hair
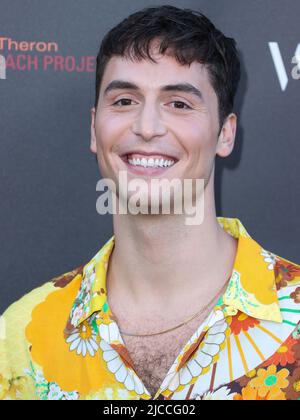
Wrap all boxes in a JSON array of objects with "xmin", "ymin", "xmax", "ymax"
[{"xmin": 121, "ymin": 320, "xmax": 202, "ymax": 396}]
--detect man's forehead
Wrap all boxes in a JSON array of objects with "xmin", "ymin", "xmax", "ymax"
[{"xmin": 101, "ymin": 54, "xmax": 211, "ymax": 94}]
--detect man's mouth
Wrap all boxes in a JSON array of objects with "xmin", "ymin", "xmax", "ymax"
[
  {"xmin": 125, "ymin": 154, "xmax": 176, "ymax": 169},
  {"xmin": 121, "ymin": 151, "xmax": 178, "ymax": 174},
  {"xmin": 117, "ymin": 148, "xmax": 181, "ymax": 176}
]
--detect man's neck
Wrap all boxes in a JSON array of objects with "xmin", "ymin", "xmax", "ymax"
[{"xmin": 106, "ymin": 181, "xmax": 238, "ymax": 319}]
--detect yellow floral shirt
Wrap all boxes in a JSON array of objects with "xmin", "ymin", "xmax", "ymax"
[{"xmin": 1, "ymin": 217, "xmax": 300, "ymax": 400}]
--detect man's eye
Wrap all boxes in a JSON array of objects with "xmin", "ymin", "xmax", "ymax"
[
  {"xmin": 111, "ymin": 99, "xmax": 191, "ymax": 109},
  {"xmin": 170, "ymin": 101, "xmax": 191, "ymax": 110},
  {"xmin": 112, "ymin": 98, "xmax": 134, "ymax": 106}
]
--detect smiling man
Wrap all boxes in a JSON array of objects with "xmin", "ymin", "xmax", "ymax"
[{"xmin": 1, "ymin": 5, "xmax": 300, "ymax": 401}]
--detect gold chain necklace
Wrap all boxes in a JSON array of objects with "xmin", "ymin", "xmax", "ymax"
[{"xmin": 119, "ymin": 280, "xmax": 228, "ymax": 337}]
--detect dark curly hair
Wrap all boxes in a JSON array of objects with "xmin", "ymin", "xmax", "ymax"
[{"xmin": 94, "ymin": 5, "xmax": 241, "ymax": 131}]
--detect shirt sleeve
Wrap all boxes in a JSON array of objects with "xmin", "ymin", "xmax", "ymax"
[
  {"xmin": 0, "ymin": 312, "xmax": 13, "ymax": 399},
  {"xmin": 0, "ymin": 282, "xmax": 58, "ymax": 400},
  {"xmin": 0, "ymin": 305, "xmax": 37, "ymax": 400}
]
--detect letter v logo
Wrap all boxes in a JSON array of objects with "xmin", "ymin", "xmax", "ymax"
[
  {"xmin": 269, "ymin": 42, "xmax": 288, "ymax": 91},
  {"xmin": 269, "ymin": 42, "xmax": 300, "ymax": 90}
]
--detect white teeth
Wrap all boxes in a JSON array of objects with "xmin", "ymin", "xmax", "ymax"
[
  {"xmin": 148, "ymin": 158, "xmax": 154, "ymax": 167},
  {"xmin": 127, "ymin": 156, "xmax": 175, "ymax": 168},
  {"xmin": 141, "ymin": 158, "xmax": 147, "ymax": 167}
]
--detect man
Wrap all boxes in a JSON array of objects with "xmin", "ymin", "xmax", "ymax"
[{"xmin": 1, "ymin": 5, "xmax": 299, "ymax": 400}]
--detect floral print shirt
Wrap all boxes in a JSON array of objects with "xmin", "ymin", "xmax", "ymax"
[{"xmin": 1, "ymin": 217, "xmax": 300, "ymax": 400}]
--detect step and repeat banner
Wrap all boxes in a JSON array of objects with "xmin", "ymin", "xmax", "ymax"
[{"xmin": 0, "ymin": 0, "xmax": 299, "ymax": 312}]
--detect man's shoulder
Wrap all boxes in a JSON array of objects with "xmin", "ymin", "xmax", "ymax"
[
  {"xmin": 0, "ymin": 264, "xmax": 85, "ymax": 390},
  {"xmin": 2, "ymin": 264, "xmax": 85, "ymax": 329}
]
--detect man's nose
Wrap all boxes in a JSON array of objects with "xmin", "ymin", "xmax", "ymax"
[{"xmin": 131, "ymin": 101, "xmax": 167, "ymax": 141}]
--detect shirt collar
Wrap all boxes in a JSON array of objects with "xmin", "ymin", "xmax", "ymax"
[{"xmin": 65, "ymin": 217, "xmax": 282, "ymax": 333}]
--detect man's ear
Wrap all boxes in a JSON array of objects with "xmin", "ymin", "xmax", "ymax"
[
  {"xmin": 90, "ymin": 107, "xmax": 97, "ymax": 154},
  {"xmin": 216, "ymin": 113, "xmax": 237, "ymax": 158}
]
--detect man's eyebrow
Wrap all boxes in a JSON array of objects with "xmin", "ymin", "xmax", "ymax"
[{"xmin": 103, "ymin": 80, "xmax": 203, "ymax": 101}]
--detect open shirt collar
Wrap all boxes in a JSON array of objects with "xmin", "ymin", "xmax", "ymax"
[{"xmin": 65, "ymin": 217, "xmax": 282, "ymax": 333}]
